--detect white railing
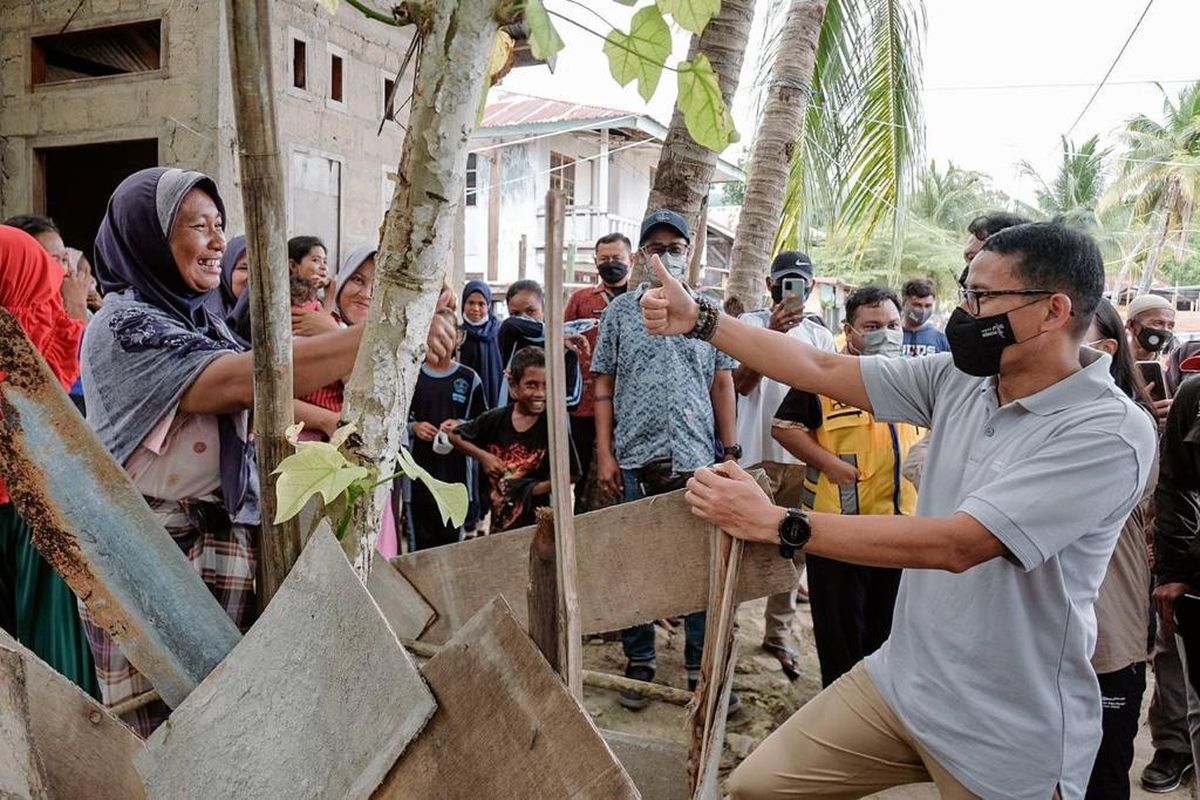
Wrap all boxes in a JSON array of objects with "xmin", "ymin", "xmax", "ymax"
[{"xmin": 535, "ymin": 205, "xmax": 639, "ymax": 247}]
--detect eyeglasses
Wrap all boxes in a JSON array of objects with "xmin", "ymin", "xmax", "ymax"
[
  {"xmin": 956, "ymin": 283, "xmax": 1054, "ymax": 316},
  {"xmin": 640, "ymin": 244, "xmax": 688, "ymax": 257}
]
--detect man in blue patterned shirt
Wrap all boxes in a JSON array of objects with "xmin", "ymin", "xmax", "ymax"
[{"xmin": 592, "ymin": 209, "xmax": 738, "ymax": 711}]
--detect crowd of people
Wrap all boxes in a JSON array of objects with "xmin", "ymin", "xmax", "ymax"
[{"xmin": 2, "ymin": 164, "xmax": 1200, "ymax": 799}]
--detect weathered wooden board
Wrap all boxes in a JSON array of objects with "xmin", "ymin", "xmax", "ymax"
[
  {"xmin": 137, "ymin": 527, "xmax": 436, "ymax": 800},
  {"xmin": 0, "ymin": 648, "xmax": 50, "ymax": 798},
  {"xmin": 365, "ymin": 555, "xmax": 436, "ymax": 640},
  {"xmin": 603, "ymin": 730, "xmax": 688, "ymax": 800},
  {"xmin": 0, "ymin": 311, "xmax": 241, "ymax": 707},
  {"xmin": 0, "ymin": 632, "xmax": 144, "ymax": 799},
  {"xmin": 376, "ymin": 597, "xmax": 639, "ymax": 799},
  {"xmin": 394, "ymin": 488, "xmax": 796, "ymax": 643}
]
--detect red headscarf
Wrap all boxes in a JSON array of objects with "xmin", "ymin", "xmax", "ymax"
[{"xmin": 0, "ymin": 224, "xmax": 85, "ymax": 504}]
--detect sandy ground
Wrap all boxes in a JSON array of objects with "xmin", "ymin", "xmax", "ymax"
[{"xmin": 580, "ymin": 596, "xmax": 1191, "ymax": 799}]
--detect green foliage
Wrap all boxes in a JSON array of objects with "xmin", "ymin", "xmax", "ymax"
[
  {"xmin": 677, "ymin": 53, "xmax": 739, "ymax": 152},
  {"xmin": 274, "ymin": 423, "xmax": 468, "ymax": 536},
  {"xmin": 909, "ymin": 160, "xmax": 1010, "ymax": 232},
  {"xmin": 722, "ymin": 178, "xmax": 746, "ymax": 206},
  {"xmin": 1020, "ymin": 135, "xmax": 1108, "ymax": 220},
  {"xmin": 603, "ymin": 5, "xmax": 672, "ymax": 103},
  {"xmin": 525, "ymin": 0, "xmax": 565, "ymax": 60},
  {"xmin": 1163, "ymin": 252, "xmax": 1200, "ymax": 287},
  {"xmin": 656, "ymin": 0, "xmax": 722, "ymax": 34}
]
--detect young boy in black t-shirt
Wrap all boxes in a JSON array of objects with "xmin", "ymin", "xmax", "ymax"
[
  {"xmin": 406, "ymin": 310, "xmax": 486, "ymax": 550},
  {"xmin": 448, "ymin": 346, "xmax": 578, "ymax": 532}
]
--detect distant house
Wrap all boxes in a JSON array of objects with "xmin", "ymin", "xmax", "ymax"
[
  {"xmin": 0, "ymin": 1, "xmax": 413, "ymax": 265},
  {"xmin": 463, "ymin": 90, "xmax": 744, "ymax": 289}
]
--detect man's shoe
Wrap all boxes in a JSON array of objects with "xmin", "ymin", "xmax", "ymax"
[
  {"xmin": 618, "ymin": 664, "xmax": 655, "ymax": 711},
  {"xmin": 1141, "ymin": 748, "xmax": 1195, "ymax": 792}
]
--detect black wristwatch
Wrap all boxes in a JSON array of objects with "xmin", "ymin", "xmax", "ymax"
[
  {"xmin": 778, "ymin": 507, "xmax": 812, "ymax": 559},
  {"xmin": 722, "ymin": 444, "xmax": 743, "ymax": 460}
]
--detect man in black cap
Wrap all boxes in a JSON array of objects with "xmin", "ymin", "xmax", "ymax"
[
  {"xmin": 591, "ymin": 209, "xmax": 739, "ymax": 711},
  {"xmin": 734, "ymin": 251, "xmax": 836, "ymax": 678}
]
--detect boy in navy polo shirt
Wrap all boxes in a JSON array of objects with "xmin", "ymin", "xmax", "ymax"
[{"xmin": 900, "ymin": 278, "xmax": 950, "ymax": 357}]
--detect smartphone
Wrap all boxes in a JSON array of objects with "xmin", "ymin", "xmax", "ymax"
[
  {"xmin": 781, "ymin": 277, "xmax": 807, "ymax": 309},
  {"xmin": 1138, "ymin": 360, "xmax": 1169, "ymax": 401}
]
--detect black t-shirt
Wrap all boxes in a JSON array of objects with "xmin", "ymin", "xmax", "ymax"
[
  {"xmin": 409, "ymin": 363, "xmax": 486, "ymax": 485},
  {"xmin": 774, "ymin": 387, "xmax": 823, "ymax": 429},
  {"xmin": 455, "ymin": 405, "xmax": 579, "ymax": 531}
]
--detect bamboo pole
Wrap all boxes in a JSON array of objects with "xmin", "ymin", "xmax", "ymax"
[
  {"xmin": 543, "ymin": 190, "xmax": 584, "ymax": 699},
  {"xmin": 223, "ymin": 0, "xmax": 302, "ymax": 608}
]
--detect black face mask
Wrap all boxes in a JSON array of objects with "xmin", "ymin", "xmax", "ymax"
[
  {"xmin": 598, "ymin": 261, "xmax": 629, "ymax": 286},
  {"xmin": 1135, "ymin": 325, "xmax": 1173, "ymax": 354},
  {"xmin": 944, "ymin": 306, "xmax": 1020, "ymax": 377}
]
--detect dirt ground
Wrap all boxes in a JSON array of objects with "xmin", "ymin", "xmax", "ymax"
[{"xmin": 580, "ymin": 596, "xmax": 1191, "ymax": 799}]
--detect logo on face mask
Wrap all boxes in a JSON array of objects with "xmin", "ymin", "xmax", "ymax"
[
  {"xmin": 945, "ymin": 307, "xmax": 1017, "ymax": 377},
  {"xmin": 979, "ymin": 322, "xmax": 1007, "ymax": 340},
  {"xmin": 1136, "ymin": 325, "xmax": 1173, "ymax": 353}
]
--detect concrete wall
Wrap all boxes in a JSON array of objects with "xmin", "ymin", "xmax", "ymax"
[{"xmin": 0, "ymin": 0, "xmax": 223, "ymax": 218}]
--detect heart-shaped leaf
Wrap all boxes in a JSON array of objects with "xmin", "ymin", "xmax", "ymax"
[
  {"xmin": 676, "ymin": 52, "xmax": 739, "ymax": 152},
  {"xmin": 525, "ymin": 0, "xmax": 565, "ymax": 61},
  {"xmin": 657, "ymin": 0, "xmax": 721, "ymax": 34},
  {"xmin": 396, "ymin": 447, "xmax": 469, "ymax": 528},
  {"xmin": 603, "ymin": 5, "xmax": 671, "ymax": 103},
  {"xmin": 273, "ymin": 441, "xmax": 370, "ymax": 524}
]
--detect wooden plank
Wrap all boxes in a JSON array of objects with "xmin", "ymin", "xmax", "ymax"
[
  {"xmin": 527, "ymin": 508, "xmax": 561, "ymax": 667},
  {"xmin": 543, "ymin": 189, "xmax": 584, "ymax": 698},
  {"xmin": 376, "ymin": 597, "xmax": 638, "ymax": 799},
  {"xmin": 0, "ymin": 632, "xmax": 144, "ymax": 800},
  {"xmin": 0, "ymin": 649, "xmax": 51, "ymax": 799},
  {"xmin": 365, "ymin": 555, "xmax": 436, "ymax": 641},
  {"xmin": 688, "ymin": 528, "xmax": 743, "ymax": 798},
  {"xmin": 393, "ymin": 488, "xmax": 796, "ymax": 644},
  {"xmin": 137, "ymin": 526, "xmax": 435, "ymax": 800},
  {"xmin": 0, "ymin": 311, "xmax": 242, "ymax": 707},
  {"xmin": 603, "ymin": 730, "xmax": 688, "ymax": 800}
]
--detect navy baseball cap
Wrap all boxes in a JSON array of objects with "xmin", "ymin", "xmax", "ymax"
[
  {"xmin": 639, "ymin": 209, "xmax": 690, "ymax": 246},
  {"xmin": 770, "ymin": 250, "xmax": 814, "ymax": 280}
]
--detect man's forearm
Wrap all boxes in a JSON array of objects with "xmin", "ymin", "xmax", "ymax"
[
  {"xmin": 594, "ymin": 374, "xmax": 616, "ymax": 458},
  {"xmin": 710, "ymin": 316, "xmax": 871, "ymax": 411},
  {"xmin": 712, "ymin": 370, "xmax": 737, "ymax": 447},
  {"xmin": 772, "ymin": 427, "xmax": 840, "ymax": 474},
  {"xmin": 448, "ymin": 433, "xmax": 491, "ymax": 465}
]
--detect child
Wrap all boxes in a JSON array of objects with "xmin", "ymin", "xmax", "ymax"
[
  {"xmin": 288, "ymin": 236, "xmax": 340, "ymax": 440},
  {"xmin": 406, "ymin": 309, "xmax": 487, "ymax": 550},
  {"xmin": 449, "ymin": 346, "xmax": 578, "ymax": 532}
]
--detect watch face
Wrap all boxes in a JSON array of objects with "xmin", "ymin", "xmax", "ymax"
[{"xmin": 780, "ymin": 509, "xmax": 810, "ymax": 547}]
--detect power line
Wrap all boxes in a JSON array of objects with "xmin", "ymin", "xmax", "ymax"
[{"xmin": 1064, "ymin": 0, "xmax": 1157, "ymax": 140}]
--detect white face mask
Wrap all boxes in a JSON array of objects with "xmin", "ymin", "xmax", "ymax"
[
  {"xmin": 853, "ymin": 327, "xmax": 904, "ymax": 357},
  {"xmin": 655, "ymin": 252, "xmax": 688, "ymax": 283}
]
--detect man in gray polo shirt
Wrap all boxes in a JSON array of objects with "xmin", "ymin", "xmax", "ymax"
[{"xmin": 639, "ymin": 222, "xmax": 1157, "ymax": 799}]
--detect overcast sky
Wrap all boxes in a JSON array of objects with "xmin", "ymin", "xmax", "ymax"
[{"xmin": 502, "ymin": 0, "xmax": 1200, "ymax": 205}]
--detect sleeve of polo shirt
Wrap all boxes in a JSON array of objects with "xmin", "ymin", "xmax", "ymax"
[
  {"xmin": 858, "ymin": 352, "xmax": 953, "ymax": 429},
  {"xmin": 957, "ymin": 431, "xmax": 1147, "ymax": 571},
  {"xmin": 590, "ymin": 301, "xmax": 619, "ymax": 375}
]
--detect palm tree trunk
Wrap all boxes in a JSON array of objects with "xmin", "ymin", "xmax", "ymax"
[
  {"xmin": 1138, "ymin": 177, "xmax": 1181, "ymax": 295},
  {"xmin": 341, "ymin": 0, "xmax": 506, "ymax": 575},
  {"xmin": 643, "ymin": 0, "xmax": 755, "ymax": 263},
  {"xmin": 725, "ymin": 1, "xmax": 826, "ymax": 310}
]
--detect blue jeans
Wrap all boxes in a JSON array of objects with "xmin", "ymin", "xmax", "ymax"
[{"xmin": 620, "ymin": 468, "xmax": 707, "ymax": 672}]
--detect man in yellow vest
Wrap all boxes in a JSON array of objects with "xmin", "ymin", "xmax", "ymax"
[{"xmin": 770, "ymin": 285, "xmax": 921, "ymax": 687}]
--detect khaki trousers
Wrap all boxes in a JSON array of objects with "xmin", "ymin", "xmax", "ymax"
[
  {"xmin": 727, "ymin": 662, "xmax": 980, "ymax": 799},
  {"xmin": 761, "ymin": 462, "xmax": 808, "ymax": 646}
]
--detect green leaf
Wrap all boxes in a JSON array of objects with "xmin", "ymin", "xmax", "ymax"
[
  {"xmin": 603, "ymin": 6, "xmax": 671, "ymax": 103},
  {"xmin": 272, "ymin": 442, "xmax": 370, "ymax": 524},
  {"xmin": 316, "ymin": 0, "xmax": 339, "ymax": 12},
  {"xmin": 395, "ymin": 447, "xmax": 469, "ymax": 528},
  {"xmin": 612, "ymin": 0, "xmax": 638, "ymax": 5},
  {"xmin": 676, "ymin": 53, "xmax": 738, "ymax": 152},
  {"xmin": 525, "ymin": 0, "xmax": 564, "ymax": 61},
  {"xmin": 657, "ymin": 0, "xmax": 721, "ymax": 34}
]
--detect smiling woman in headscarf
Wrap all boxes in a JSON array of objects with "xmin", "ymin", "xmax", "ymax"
[
  {"xmin": 80, "ymin": 167, "xmax": 364, "ymax": 735},
  {"xmin": 0, "ymin": 225, "xmax": 99, "ymax": 699},
  {"xmin": 459, "ymin": 279, "xmax": 503, "ymax": 409}
]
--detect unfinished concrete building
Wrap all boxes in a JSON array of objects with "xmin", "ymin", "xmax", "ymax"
[{"xmin": 0, "ymin": 0, "xmax": 414, "ymax": 264}]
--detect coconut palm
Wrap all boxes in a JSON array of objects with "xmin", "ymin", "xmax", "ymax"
[
  {"xmin": 1102, "ymin": 82, "xmax": 1200, "ymax": 293},
  {"xmin": 910, "ymin": 160, "xmax": 1009, "ymax": 232},
  {"xmin": 1020, "ymin": 135, "xmax": 1109, "ymax": 229}
]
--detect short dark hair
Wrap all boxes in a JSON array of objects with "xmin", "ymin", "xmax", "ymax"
[
  {"xmin": 509, "ymin": 345, "xmax": 546, "ymax": 382},
  {"xmin": 4, "ymin": 214, "xmax": 59, "ymax": 238},
  {"xmin": 967, "ymin": 212, "xmax": 1032, "ymax": 241},
  {"xmin": 981, "ymin": 221, "xmax": 1104, "ymax": 334},
  {"xmin": 506, "ymin": 279, "xmax": 544, "ymax": 304},
  {"xmin": 845, "ymin": 286, "xmax": 902, "ymax": 325},
  {"xmin": 595, "ymin": 232, "xmax": 631, "ymax": 252},
  {"xmin": 902, "ymin": 278, "xmax": 936, "ymax": 300},
  {"xmin": 287, "ymin": 235, "xmax": 325, "ymax": 263}
]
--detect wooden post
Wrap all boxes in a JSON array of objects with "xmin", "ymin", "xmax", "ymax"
[
  {"xmin": 223, "ymin": 0, "xmax": 302, "ymax": 607},
  {"xmin": 543, "ymin": 189, "xmax": 583, "ymax": 699},
  {"xmin": 487, "ymin": 153, "xmax": 502, "ymax": 282},
  {"xmin": 518, "ymin": 233, "xmax": 528, "ymax": 280},
  {"xmin": 527, "ymin": 508, "xmax": 560, "ymax": 669}
]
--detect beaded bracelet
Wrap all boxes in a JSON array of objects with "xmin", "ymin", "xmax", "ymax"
[{"xmin": 686, "ymin": 295, "xmax": 720, "ymax": 342}]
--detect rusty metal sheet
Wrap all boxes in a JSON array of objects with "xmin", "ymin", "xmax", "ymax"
[{"xmin": 0, "ymin": 310, "xmax": 241, "ymax": 707}]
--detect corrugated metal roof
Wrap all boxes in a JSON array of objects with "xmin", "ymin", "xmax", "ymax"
[{"xmin": 481, "ymin": 90, "xmax": 636, "ymax": 129}]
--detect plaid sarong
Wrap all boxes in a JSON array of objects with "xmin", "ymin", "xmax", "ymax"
[{"xmin": 80, "ymin": 496, "xmax": 256, "ymax": 737}]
